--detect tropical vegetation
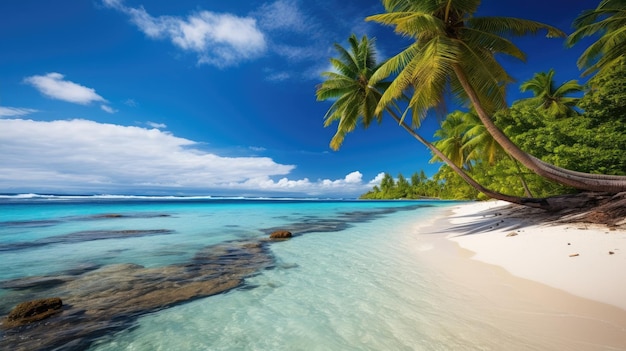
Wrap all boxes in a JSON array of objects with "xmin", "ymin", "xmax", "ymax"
[
  {"xmin": 518, "ymin": 69, "xmax": 583, "ymax": 118},
  {"xmin": 317, "ymin": 0, "xmax": 626, "ymax": 205},
  {"xmin": 316, "ymin": 33, "xmax": 536, "ymax": 205}
]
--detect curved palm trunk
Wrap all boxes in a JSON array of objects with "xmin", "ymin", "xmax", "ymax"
[
  {"xmin": 386, "ymin": 111, "xmax": 543, "ymax": 207},
  {"xmin": 453, "ymin": 65, "xmax": 626, "ymax": 192}
]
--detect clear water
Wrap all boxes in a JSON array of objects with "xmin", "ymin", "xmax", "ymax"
[{"xmin": 1, "ymin": 196, "xmax": 525, "ymax": 350}]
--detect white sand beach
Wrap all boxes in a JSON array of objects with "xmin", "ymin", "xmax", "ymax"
[
  {"xmin": 448, "ymin": 200, "xmax": 626, "ymax": 310},
  {"xmin": 407, "ymin": 201, "xmax": 626, "ymax": 350}
]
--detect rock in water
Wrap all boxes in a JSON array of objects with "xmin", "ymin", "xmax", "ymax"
[
  {"xmin": 269, "ymin": 230, "xmax": 292, "ymax": 239},
  {"xmin": 5, "ymin": 297, "xmax": 63, "ymax": 327},
  {"xmin": 0, "ymin": 240, "xmax": 274, "ymax": 350}
]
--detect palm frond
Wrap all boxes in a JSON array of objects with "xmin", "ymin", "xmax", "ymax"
[
  {"xmin": 568, "ymin": 0, "xmax": 626, "ymax": 76},
  {"xmin": 370, "ymin": 42, "xmax": 421, "ymax": 84},
  {"xmin": 330, "ymin": 49, "xmax": 358, "ymax": 78},
  {"xmin": 367, "ymin": 12, "xmax": 443, "ymax": 39},
  {"xmin": 469, "ymin": 17, "xmax": 566, "ymax": 38},
  {"xmin": 461, "ymin": 27, "xmax": 526, "ymax": 61},
  {"xmin": 553, "ymin": 80, "xmax": 584, "ymax": 96}
]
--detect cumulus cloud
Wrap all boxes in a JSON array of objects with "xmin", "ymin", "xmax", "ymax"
[
  {"xmin": 0, "ymin": 106, "xmax": 38, "ymax": 118},
  {"xmin": 0, "ymin": 119, "xmax": 376, "ymax": 196},
  {"xmin": 103, "ymin": 0, "xmax": 266, "ymax": 67},
  {"xmin": 369, "ymin": 172, "xmax": 385, "ymax": 185},
  {"xmin": 231, "ymin": 170, "xmax": 377, "ymax": 196},
  {"xmin": 344, "ymin": 171, "xmax": 363, "ymax": 184},
  {"xmin": 102, "ymin": 0, "xmax": 337, "ymax": 78},
  {"xmin": 24, "ymin": 73, "xmax": 107, "ymax": 105}
]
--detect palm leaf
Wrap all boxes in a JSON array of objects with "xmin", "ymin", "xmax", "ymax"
[{"xmin": 469, "ymin": 17, "xmax": 566, "ymax": 38}]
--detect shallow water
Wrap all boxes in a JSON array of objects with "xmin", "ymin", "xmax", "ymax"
[{"xmin": 1, "ymin": 196, "xmax": 474, "ymax": 350}]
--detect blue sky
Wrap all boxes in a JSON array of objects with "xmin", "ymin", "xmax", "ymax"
[{"xmin": 0, "ymin": 0, "xmax": 599, "ymax": 197}]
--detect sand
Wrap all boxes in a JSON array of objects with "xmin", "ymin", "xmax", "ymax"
[
  {"xmin": 448, "ymin": 200, "xmax": 626, "ymax": 310},
  {"xmin": 407, "ymin": 201, "xmax": 626, "ymax": 350}
]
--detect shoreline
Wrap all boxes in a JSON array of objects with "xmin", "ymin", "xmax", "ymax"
[{"xmin": 406, "ymin": 202, "xmax": 626, "ymax": 350}]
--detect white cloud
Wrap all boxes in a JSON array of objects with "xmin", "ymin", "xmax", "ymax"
[
  {"xmin": 369, "ymin": 172, "xmax": 385, "ymax": 185},
  {"xmin": 146, "ymin": 121, "xmax": 167, "ymax": 129},
  {"xmin": 344, "ymin": 171, "xmax": 363, "ymax": 184},
  {"xmin": 24, "ymin": 73, "xmax": 107, "ymax": 105},
  {"xmin": 102, "ymin": 0, "xmax": 331, "ymax": 77},
  {"xmin": 0, "ymin": 118, "xmax": 375, "ymax": 196},
  {"xmin": 0, "ymin": 106, "xmax": 38, "ymax": 118},
  {"xmin": 100, "ymin": 105, "xmax": 117, "ymax": 114},
  {"xmin": 231, "ymin": 171, "xmax": 375, "ymax": 196},
  {"xmin": 103, "ymin": 0, "xmax": 266, "ymax": 67}
]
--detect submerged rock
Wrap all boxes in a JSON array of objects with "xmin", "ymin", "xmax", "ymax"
[
  {"xmin": 269, "ymin": 230, "xmax": 292, "ymax": 239},
  {"xmin": 0, "ymin": 205, "xmax": 426, "ymax": 350},
  {"xmin": 4, "ymin": 298, "xmax": 63, "ymax": 328},
  {"xmin": 0, "ymin": 240, "xmax": 273, "ymax": 351},
  {"xmin": 0, "ymin": 229, "xmax": 175, "ymax": 252},
  {"xmin": 0, "ymin": 276, "xmax": 71, "ymax": 291}
]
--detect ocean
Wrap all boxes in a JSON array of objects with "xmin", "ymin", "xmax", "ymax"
[{"xmin": 0, "ymin": 195, "xmax": 517, "ymax": 351}]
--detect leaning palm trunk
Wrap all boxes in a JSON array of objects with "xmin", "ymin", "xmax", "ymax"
[
  {"xmin": 453, "ymin": 65, "xmax": 626, "ymax": 193},
  {"xmin": 386, "ymin": 110, "xmax": 543, "ymax": 206}
]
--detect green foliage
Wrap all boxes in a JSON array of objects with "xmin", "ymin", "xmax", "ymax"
[
  {"xmin": 499, "ymin": 76, "xmax": 626, "ymax": 177},
  {"xmin": 578, "ymin": 57, "xmax": 626, "ymax": 122},
  {"xmin": 361, "ymin": 59, "xmax": 626, "ymax": 200},
  {"xmin": 338, "ymin": 1, "xmax": 626, "ymax": 200},
  {"xmin": 360, "ymin": 172, "xmax": 445, "ymax": 199},
  {"xmin": 518, "ymin": 69, "xmax": 583, "ymax": 118}
]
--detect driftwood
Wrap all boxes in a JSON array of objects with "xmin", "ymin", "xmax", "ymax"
[{"xmin": 519, "ymin": 191, "xmax": 626, "ymax": 215}]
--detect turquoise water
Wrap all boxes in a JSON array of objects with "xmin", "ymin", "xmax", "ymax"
[{"xmin": 1, "ymin": 196, "xmax": 471, "ymax": 350}]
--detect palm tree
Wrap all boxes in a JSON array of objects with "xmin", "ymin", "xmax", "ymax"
[
  {"xmin": 317, "ymin": 34, "xmax": 541, "ymax": 206},
  {"xmin": 367, "ymin": 0, "xmax": 626, "ymax": 192},
  {"xmin": 316, "ymin": 34, "xmax": 383, "ymax": 150},
  {"xmin": 567, "ymin": 0, "xmax": 626, "ymax": 77},
  {"xmin": 519, "ymin": 69, "xmax": 583, "ymax": 118},
  {"xmin": 432, "ymin": 110, "xmax": 534, "ymax": 197}
]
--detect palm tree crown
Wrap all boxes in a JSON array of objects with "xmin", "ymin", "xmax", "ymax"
[
  {"xmin": 519, "ymin": 69, "xmax": 583, "ymax": 118},
  {"xmin": 367, "ymin": 0, "xmax": 565, "ymax": 126},
  {"xmin": 316, "ymin": 34, "xmax": 387, "ymax": 150}
]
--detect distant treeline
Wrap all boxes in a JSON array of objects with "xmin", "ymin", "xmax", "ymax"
[{"xmin": 359, "ymin": 171, "xmax": 477, "ymax": 200}]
